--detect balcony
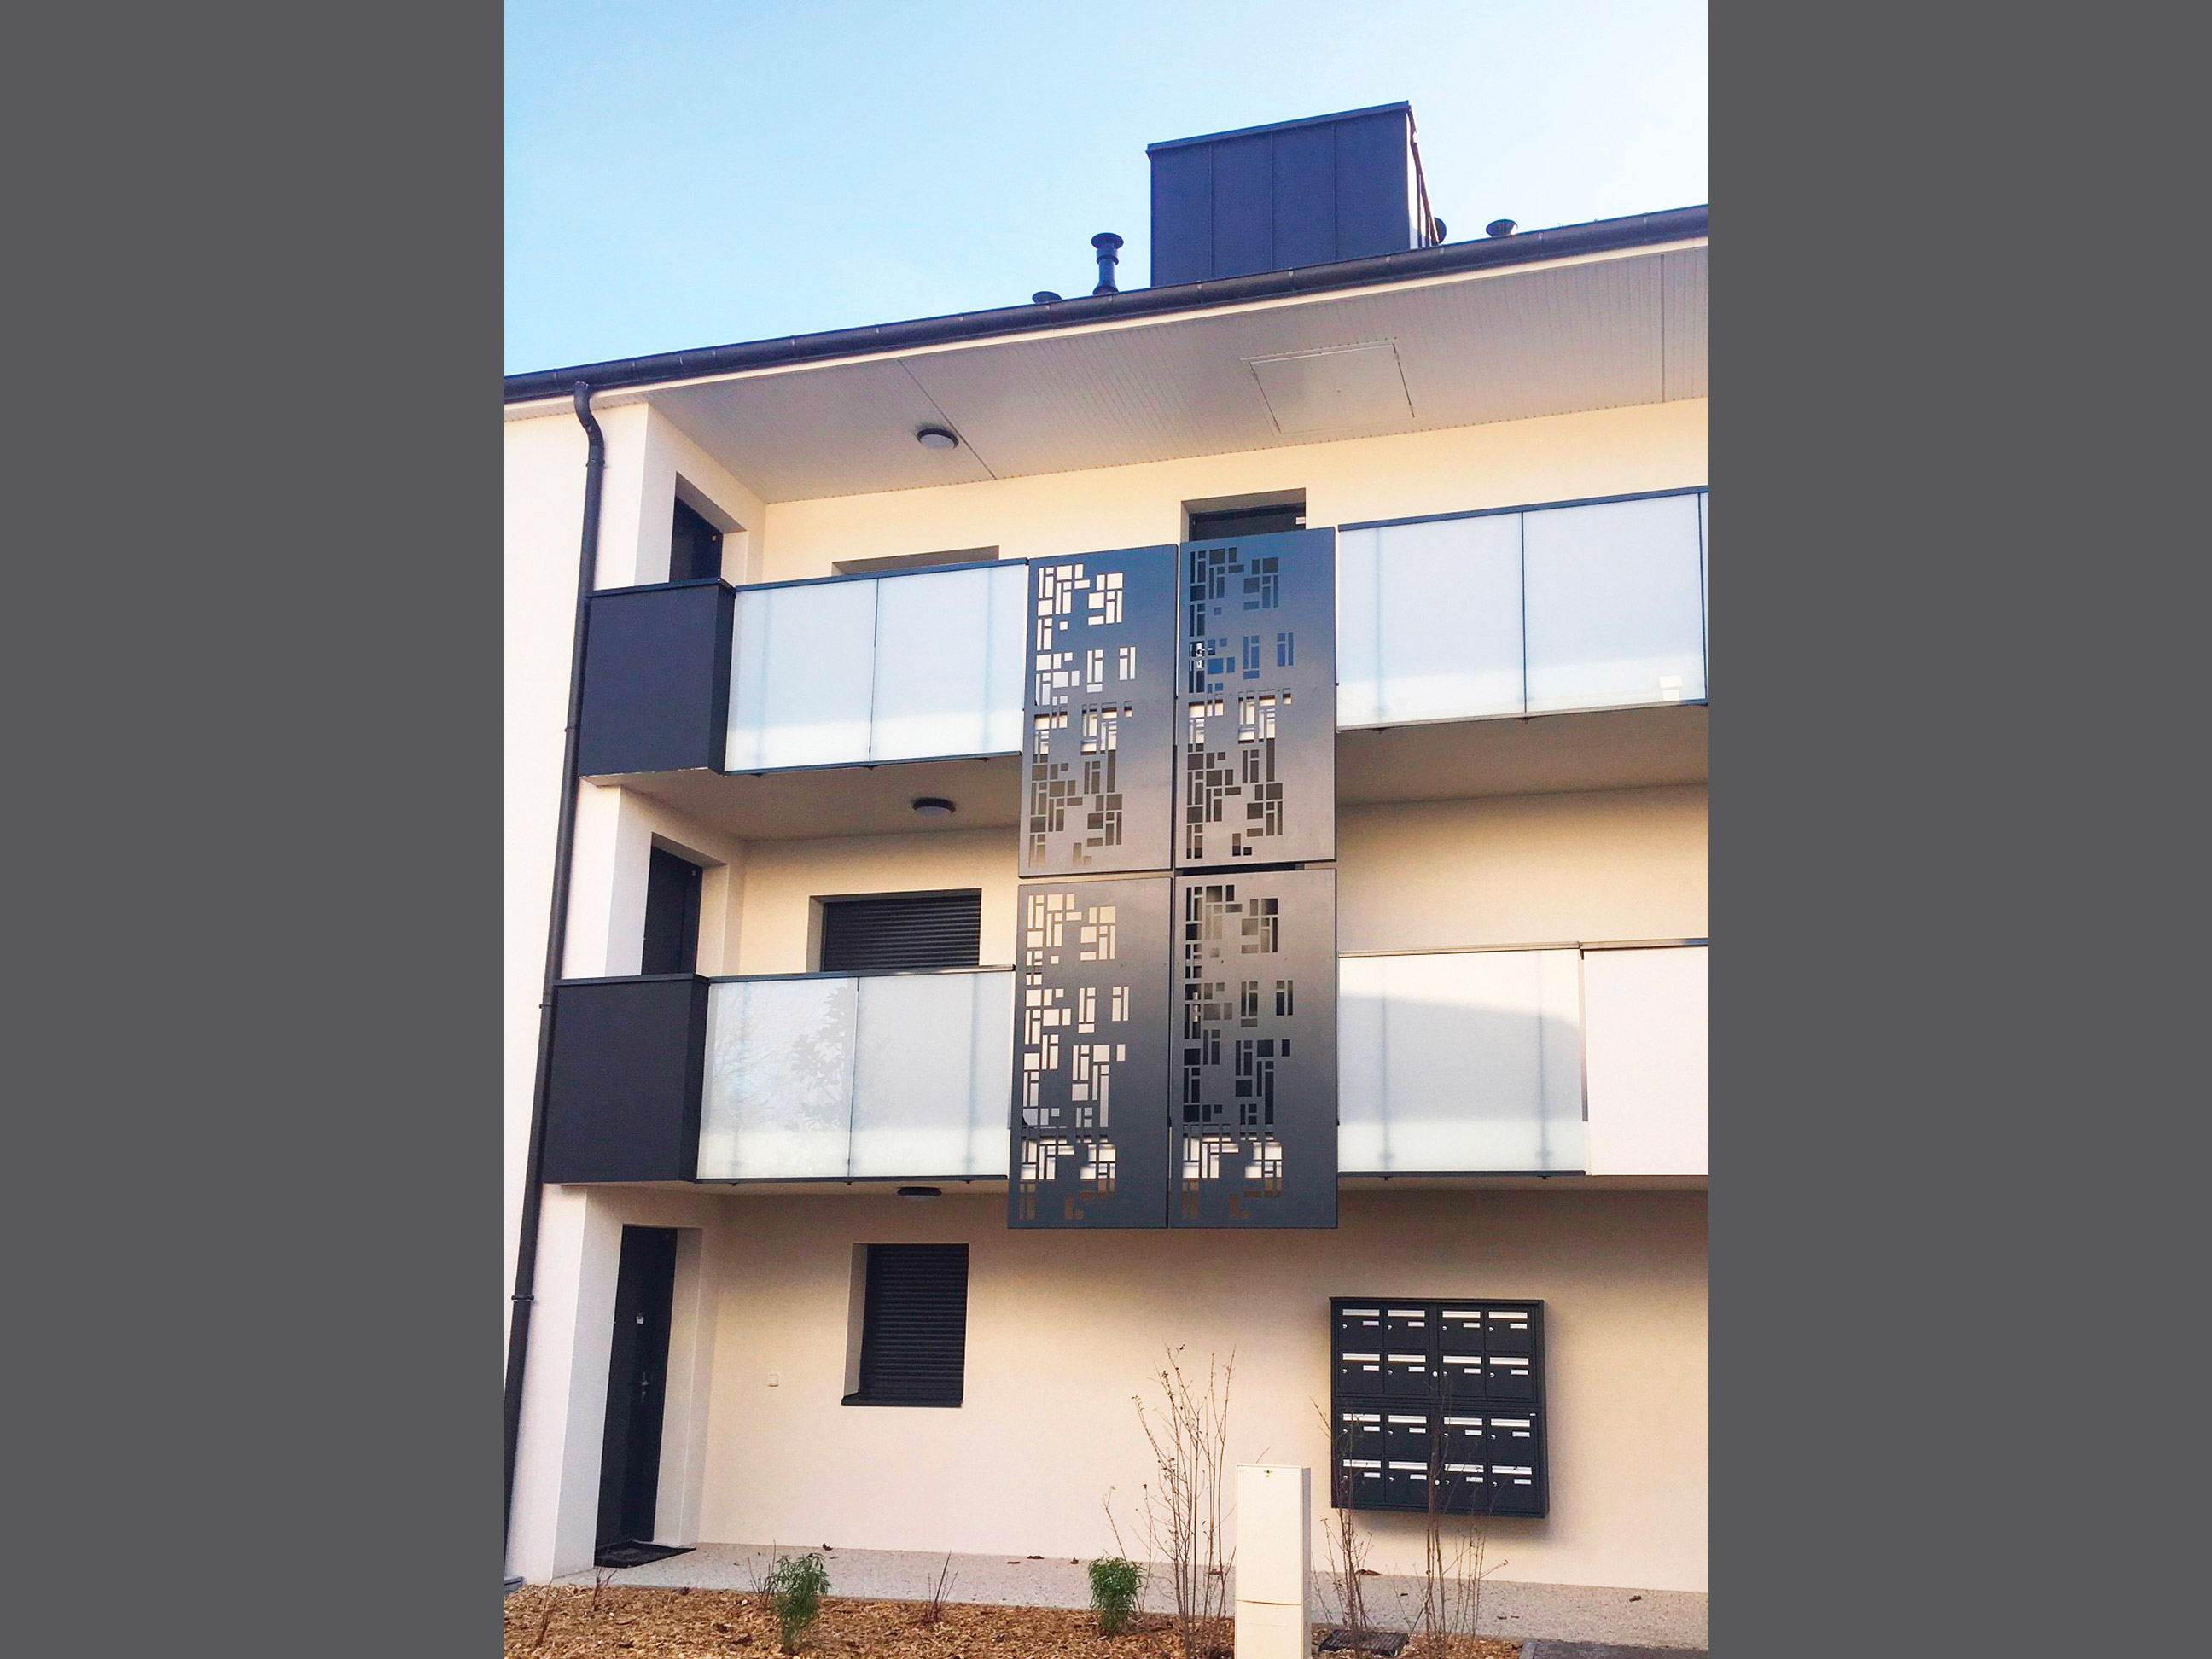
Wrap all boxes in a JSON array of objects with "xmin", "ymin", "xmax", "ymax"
[
  {"xmin": 695, "ymin": 968, "xmax": 1016, "ymax": 1181},
  {"xmin": 539, "ymin": 946, "xmax": 1705, "ymax": 1186},
  {"xmin": 576, "ymin": 490, "xmax": 1708, "ymax": 834}
]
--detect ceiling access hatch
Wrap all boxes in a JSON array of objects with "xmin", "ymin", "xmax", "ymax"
[{"xmin": 1248, "ymin": 342, "xmax": 1414, "ymax": 434}]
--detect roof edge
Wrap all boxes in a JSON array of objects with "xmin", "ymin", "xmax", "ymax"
[
  {"xmin": 503, "ymin": 205, "xmax": 1708, "ymax": 407},
  {"xmin": 1144, "ymin": 102, "xmax": 1413, "ymax": 154}
]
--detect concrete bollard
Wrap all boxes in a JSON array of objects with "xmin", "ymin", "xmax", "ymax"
[{"xmin": 1234, "ymin": 1464, "xmax": 1312, "ymax": 1659}]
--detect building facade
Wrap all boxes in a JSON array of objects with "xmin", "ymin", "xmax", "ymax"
[{"xmin": 504, "ymin": 106, "xmax": 1708, "ymax": 1601}]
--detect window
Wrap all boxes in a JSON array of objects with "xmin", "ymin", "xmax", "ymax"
[
  {"xmin": 671, "ymin": 496, "xmax": 725, "ymax": 583},
  {"xmin": 845, "ymin": 1243, "xmax": 968, "ymax": 1407},
  {"xmin": 1186, "ymin": 492, "xmax": 1306, "ymax": 541},
  {"xmin": 817, "ymin": 892, "xmax": 981, "ymax": 974},
  {"xmin": 831, "ymin": 546, "xmax": 998, "ymax": 577}
]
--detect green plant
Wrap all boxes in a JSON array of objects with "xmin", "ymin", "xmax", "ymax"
[
  {"xmin": 1089, "ymin": 1556, "xmax": 1142, "ymax": 1637},
  {"xmin": 763, "ymin": 1551, "xmax": 830, "ymax": 1653}
]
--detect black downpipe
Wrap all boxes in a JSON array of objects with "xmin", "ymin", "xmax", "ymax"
[{"xmin": 503, "ymin": 381, "xmax": 606, "ymax": 1561}]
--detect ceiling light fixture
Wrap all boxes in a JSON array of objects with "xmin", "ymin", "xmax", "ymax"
[
  {"xmin": 911, "ymin": 796, "xmax": 956, "ymax": 817},
  {"xmin": 915, "ymin": 425, "xmax": 960, "ymax": 451},
  {"xmin": 897, "ymin": 1185, "xmax": 942, "ymax": 1201}
]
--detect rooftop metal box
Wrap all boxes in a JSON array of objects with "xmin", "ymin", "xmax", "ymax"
[{"xmin": 1147, "ymin": 102, "xmax": 1437, "ymax": 288}]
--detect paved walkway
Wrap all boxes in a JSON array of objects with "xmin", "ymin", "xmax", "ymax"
[{"xmin": 557, "ymin": 1543, "xmax": 1707, "ymax": 1650}]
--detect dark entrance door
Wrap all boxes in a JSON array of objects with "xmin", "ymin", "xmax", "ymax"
[
  {"xmin": 641, "ymin": 848, "xmax": 702, "ymax": 976},
  {"xmin": 596, "ymin": 1226, "xmax": 679, "ymax": 1549}
]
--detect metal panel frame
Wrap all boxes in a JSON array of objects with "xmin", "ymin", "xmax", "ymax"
[
  {"xmin": 1021, "ymin": 545, "xmax": 1180, "ymax": 877},
  {"xmin": 1171, "ymin": 868, "xmax": 1337, "ymax": 1228},
  {"xmin": 1176, "ymin": 527, "xmax": 1336, "ymax": 869},
  {"xmin": 1007, "ymin": 876, "xmax": 1174, "ymax": 1229}
]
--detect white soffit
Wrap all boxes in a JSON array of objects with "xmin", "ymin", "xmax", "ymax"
[
  {"xmin": 1249, "ymin": 342, "xmax": 1413, "ymax": 434},
  {"xmin": 639, "ymin": 242, "xmax": 1708, "ymax": 502}
]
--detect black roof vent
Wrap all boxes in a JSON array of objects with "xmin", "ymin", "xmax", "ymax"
[{"xmin": 1146, "ymin": 102, "xmax": 1441, "ymax": 288}]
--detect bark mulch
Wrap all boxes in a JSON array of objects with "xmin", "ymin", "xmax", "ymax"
[{"xmin": 503, "ymin": 1585, "xmax": 1521, "ymax": 1659}]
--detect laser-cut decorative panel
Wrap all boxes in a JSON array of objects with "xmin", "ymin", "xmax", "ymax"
[
  {"xmin": 1007, "ymin": 876, "xmax": 1173, "ymax": 1229},
  {"xmin": 1177, "ymin": 527, "xmax": 1336, "ymax": 870},
  {"xmin": 1021, "ymin": 546, "xmax": 1179, "ymax": 877},
  {"xmin": 1170, "ymin": 867, "xmax": 1336, "ymax": 1227}
]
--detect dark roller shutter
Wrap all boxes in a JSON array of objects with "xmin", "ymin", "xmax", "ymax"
[
  {"xmin": 850, "ymin": 1244, "xmax": 969, "ymax": 1407},
  {"xmin": 818, "ymin": 893, "xmax": 981, "ymax": 973}
]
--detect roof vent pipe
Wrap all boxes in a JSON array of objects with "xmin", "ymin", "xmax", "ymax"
[{"xmin": 1091, "ymin": 231, "xmax": 1123, "ymax": 295}]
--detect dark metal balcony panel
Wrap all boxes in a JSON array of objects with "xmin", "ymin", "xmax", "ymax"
[
  {"xmin": 577, "ymin": 582, "xmax": 734, "ymax": 777},
  {"xmin": 1008, "ymin": 876, "xmax": 1173, "ymax": 1229},
  {"xmin": 1177, "ymin": 528, "xmax": 1336, "ymax": 869},
  {"xmin": 1171, "ymin": 867, "xmax": 1338, "ymax": 1227},
  {"xmin": 1021, "ymin": 546, "xmax": 1179, "ymax": 878},
  {"xmin": 543, "ymin": 976, "xmax": 709, "ymax": 1182}
]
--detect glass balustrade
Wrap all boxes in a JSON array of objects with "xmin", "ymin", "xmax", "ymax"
[
  {"xmin": 722, "ymin": 492, "xmax": 1706, "ymax": 770},
  {"xmin": 696, "ymin": 970, "xmax": 1016, "ymax": 1180},
  {"xmin": 690, "ymin": 950, "xmax": 1701, "ymax": 1183},
  {"xmin": 725, "ymin": 563, "xmax": 1028, "ymax": 770},
  {"xmin": 1337, "ymin": 949, "xmax": 1587, "ymax": 1173},
  {"xmin": 1337, "ymin": 489, "xmax": 1708, "ymax": 727}
]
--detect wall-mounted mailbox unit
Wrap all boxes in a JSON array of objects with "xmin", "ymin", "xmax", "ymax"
[
  {"xmin": 1328, "ymin": 1296, "xmax": 1548, "ymax": 1517},
  {"xmin": 577, "ymin": 579, "xmax": 734, "ymax": 777},
  {"xmin": 544, "ymin": 975, "xmax": 711, "ymax": 1182},
  {"xmin": 1148, "ymin": 103, "xmax": 1437, "ymax": 288}
]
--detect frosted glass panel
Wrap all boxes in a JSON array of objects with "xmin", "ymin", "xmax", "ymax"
[
  {"xmin": 1338, "ymin": 951, "xmax": 1585, "ymax": 1172},
  {"xmin": 1339, "ymin": 514, "xmax": 1525, "ymax": 726},
  {"xmin": 725, "ymin": 579, "xmax": 878, "ymax": 770},
  {"xmin": 849, "ymin": 972, "xmax": 1015, "ymax": 1177},
  {"xmin": 871, "ymin": 569, "xmax": 995, "ymax": 761},
  {"xmin": 1582, "ymin": 946, "xmax": 1707, "ymax": 1176},
  {"xmin": 1335, "ymin": 527, "xmax": 1381, "ymax": 723},
  {"xmin": 1697, "ymin": 492, "xmax": 1709, "ymax": 696},
  {"xmin": 697, "ymin": 978, "xmax": 857, "ymax": 1179},
  {"xmin": 981, "ymin": 562, "xmax": 1030, "ymax": 755},
  {"xmin": 1523, "ymin": 495, "xmax": 1706, "ymax": 713}
]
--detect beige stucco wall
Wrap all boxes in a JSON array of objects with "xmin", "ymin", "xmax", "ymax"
[
  {"xmin": 691, "ymin": 782, "xmax": 1706, "ymax": 974},
  {"xmin": 1338, "ymin": 785, "xmax": 1708, "ymax": 952},
  {"xmin": 505, "ymin": 412, "xmax": 588, "ymax": 1340},
  {"xmin": 732, "ymin": 829, "xmax": 1022, "ymax": 975},
  {"xmin": 749, "ymin": 399, "xmax": 1707, "ymax": 582},
  {"xmin": 690, "ymin": 1187, "xmax": 1707, "ymax": 1592}
]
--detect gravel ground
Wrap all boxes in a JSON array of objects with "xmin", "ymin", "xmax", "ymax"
[
  {"xmin": 504, "ymin": 1585, "xmax": 1524, "ymax": 1659},
  {"xmin": 556, "ymin": 1547, "xmax": 1706, "ymax": 1650}
]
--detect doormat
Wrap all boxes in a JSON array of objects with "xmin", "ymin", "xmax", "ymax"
[
  {"xmin": 1316, "ymin": 1631, "xmax": 1408, "ymax": 1655},
  {"xmin": 594, "ymin": 1541, "xmax": 693, "ymax": 1569}
]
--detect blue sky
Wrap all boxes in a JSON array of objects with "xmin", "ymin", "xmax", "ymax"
[{"xmin": 506, "ymin": 1, "xmax": 1707, "ymax": 375}]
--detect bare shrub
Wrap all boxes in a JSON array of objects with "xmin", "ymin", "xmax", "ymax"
[
  {"xmin": 917, "ymin": 1552, "xmax": 958, "ymax": 1626},
  {"xmin": 1407, "ymin": 1460, "xmax": 1508, "ymax": 1656},
  {"xmin": 1310, "ymin": 1402, "xmax": 1372, "ymax": 1639},
  {"xmin": 1130, "ymin": 1348, "xmax": 1236, "ymax": 1659},
  {"xmin": 527, "ymin": 1586, "xmax": 565, "ymax": 1650}
]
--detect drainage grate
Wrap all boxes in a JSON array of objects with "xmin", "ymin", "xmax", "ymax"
[{"xmin": 1316, "ymin": 1632, "xmax": 1408, "ymax": 1655}]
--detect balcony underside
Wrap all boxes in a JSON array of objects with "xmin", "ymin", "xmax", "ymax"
[
  {"xmin": 564, "ymin": 1173, "xmax": 1709, "ymax": 1196},
  {"xmin": 597, "ymin": 702, "xmax": 1707, "ymax": 842}
]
